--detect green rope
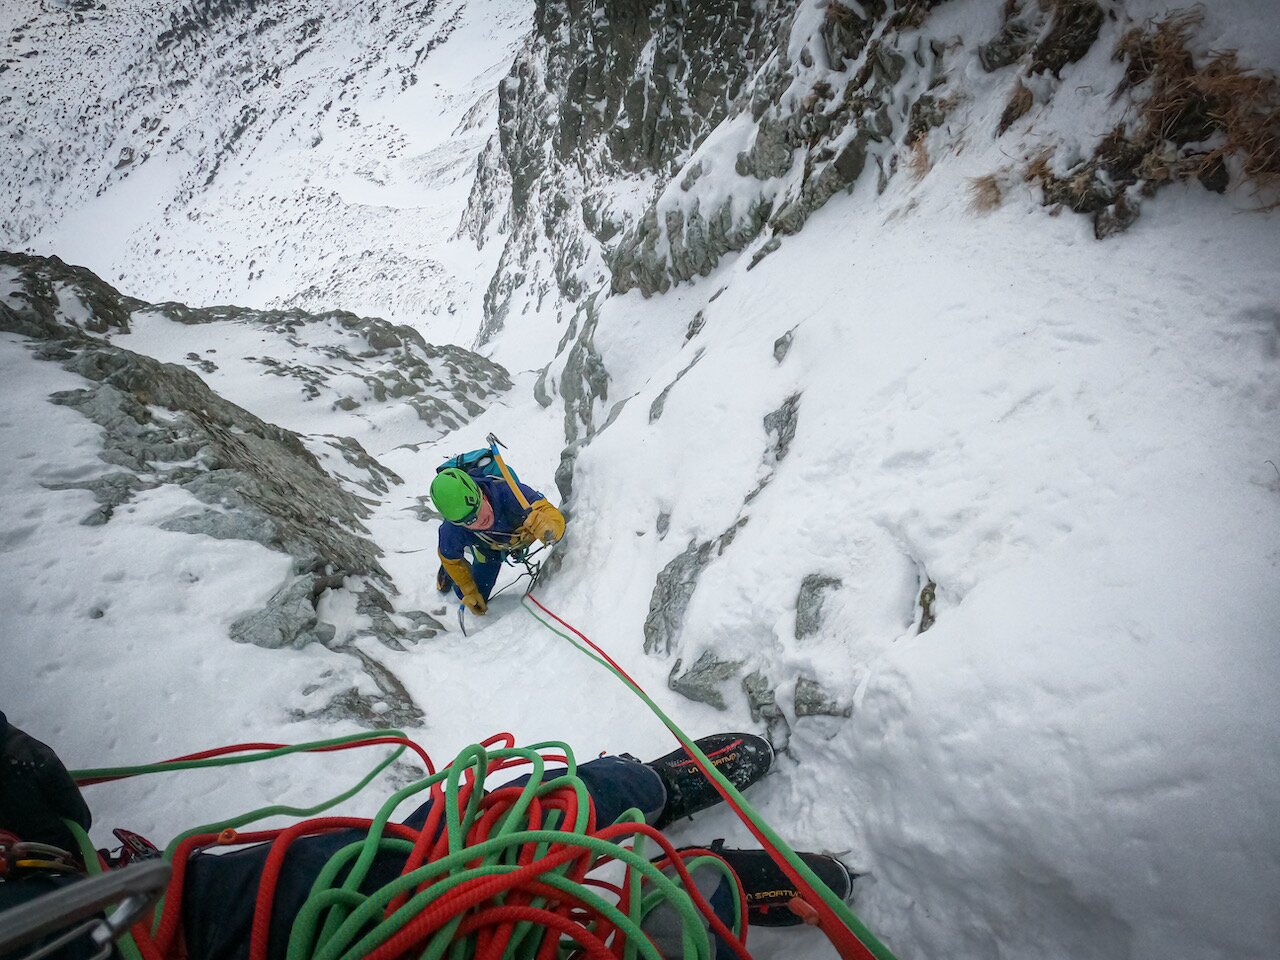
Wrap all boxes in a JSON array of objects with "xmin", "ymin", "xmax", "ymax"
[
  {"xmin": 70, "ymin": 731, "xmax": 410, "ymax": 784},
  {"xmin": 522, "ymin": 597, "xmax": 900, "ymax": 960},
  {"xmin": 71, "ymin": 731, "xmax": 409, "ymax": 935},
  {"xmin": 73, "ymin": 731, "xmax": 409, "ymax": 863},
  {"xmin": 309, "ymin": 829, "xmax": 716, "ymax": 960},
  {"xmin": 285, "ymin": 743, "xmax": 739, "ymax": 960},
  {"xmin": 72, "ymin": 733, "xmax": 744, "ymax": 959}
]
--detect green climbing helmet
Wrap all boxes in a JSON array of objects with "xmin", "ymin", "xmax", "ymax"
[{"xmin": 430, "ymin": 467, "xmax": 483, "ymax": 522}]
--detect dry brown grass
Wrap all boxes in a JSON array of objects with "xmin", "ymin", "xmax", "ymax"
[
  {"xmin": 1115, "ymin": 9, "xmax": 1200, "ymax": 91},
  {"xmin": 1118, "ymin": 9, "xmax": 1280, "ymax": 200},
  {"xmin": 1201, "ymin": 58, "xmax": 1280, "ymax": 197},
  {"xmin": 968, "ymin": 174, "xmax": 1004, "ymax": 212},
  {"xmin": 907, "ymin": 137, "xmax": 931, "ymax": 180},
  {"xmin": 1023, "ymin": 148, "xmax": 1054, "ymax": 183},
  {"xmin": 998, "ymin": 82, "xmax": 1034, "ymax": 136}
]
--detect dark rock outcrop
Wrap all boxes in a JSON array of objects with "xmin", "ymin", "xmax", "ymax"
[
  {"xmin": 0, "ymin": 252, "xmax": 473, "ymax": 670},
  {"xmin": 669, "ymin": 650, "xmax": 743, "ymax": 710},
  {"xmin": 604, "ymin": 5, "xmax": 956, "ymax": 297},
  {"xmin": 466, "ymin": 0, "xmax": 793, "ymax": 342},
  {"xmin": 795, "ymin": 574, "xmax": 843, "ymax": 640},
  {"xmin": 794, "ymin": 676, "xmax": 853, "ymax": 718},
  {"xmin": 743, "ymin": 671, "xmax": 791, "ymax": 750}
]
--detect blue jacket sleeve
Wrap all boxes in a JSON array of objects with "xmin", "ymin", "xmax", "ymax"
[{"xmin": 438, "ymin": 522, "xmax": 472, "ymax": 561}]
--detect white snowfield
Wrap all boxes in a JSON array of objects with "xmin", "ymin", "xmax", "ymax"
[{"xmin": 2, "ymin": 2, "xmax": 1279, "ymax": 960}]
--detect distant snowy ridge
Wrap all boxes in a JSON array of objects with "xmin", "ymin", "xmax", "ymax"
[{"xmin": 1, "ymin": 0, "xmax": 530, "ymax": 324}]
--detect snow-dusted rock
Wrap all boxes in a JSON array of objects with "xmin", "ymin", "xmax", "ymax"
[{"xmin": 0, "ymin": 252, "xmax": 486, "ymax": 661}]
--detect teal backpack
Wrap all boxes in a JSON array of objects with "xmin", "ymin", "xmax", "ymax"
[{"xmin": 436, "ymin": 447, "xmax": 520, "ymax": 485}]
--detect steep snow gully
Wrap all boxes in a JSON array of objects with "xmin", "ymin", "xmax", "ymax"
[{"xmin": 2, "ymin": 1, "xmax": 1279, "ymax": 959}]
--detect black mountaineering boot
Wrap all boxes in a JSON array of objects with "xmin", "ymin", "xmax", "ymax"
[
  {"xmin": 707, "ymin": 841, "xmax": 855, "ymax": 927},
  {"xmin": 646, "ymin": 733, "xmax": 774, "ymax": 829}
]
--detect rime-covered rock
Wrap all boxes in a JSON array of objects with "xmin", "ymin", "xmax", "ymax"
[
  {"xmin": 0, "ymin": 252, "xmax": 454, "ymax": 661},
  {"xmin": 795, "ymin": 574, "xmax": 843, "ymax": 640},
  {"xmin": 669, "ymin": 650, "xmax": 743, "ymax": 711},
  {"xmin": 743, "ymin": 671, "xmax": 791, "ymax": 749},
  {"xmin": 465, "ymin": 0, "xmax": 792, "ymax": 336},
  {"xmin": 794, "ymin": 677, "xmax": 853, "ymax": 719}
]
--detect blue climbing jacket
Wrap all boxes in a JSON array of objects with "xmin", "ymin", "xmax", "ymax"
[{"xmin": 437, "ymin": 475, "xmax": 547, "ymax": 561}]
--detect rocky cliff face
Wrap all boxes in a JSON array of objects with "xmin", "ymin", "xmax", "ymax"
[
  {"xmin": 608, "ymin": 0, "xmax": 957, "ymax": 296},
  {"xmin": 0, "ymin": 251, "xmax": 512, "ymax": 724},
  {"xmin": 467, "ymin": 0, "xmax": 792, "ymax": 347},
  {"xmin": 463, "ymin": 0, "xmax": 1279, "ymax": 712},
  {"xmin": 470, "ymin": 0, "xmax": 1276, "ymax": 345}
]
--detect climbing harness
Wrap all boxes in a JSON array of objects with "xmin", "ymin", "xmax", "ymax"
[
  {"xmin": 457, "ymin": 543, "xmax": 549, "ymax": 636},
  {"xmin": 455, "ymin": 545, "xmax": 545, "ymax": 634},
  {"xmin": 0, "ymin": 834, "xmax": 83, "ymax": 878},
  {"xmin": 0, "ymin": 859, "xmax": 170, "ymax": 960},
  {"xmin": 520, "ymin": 593, "xmax": 899, "ymax": 960},
  {"xmin": 494, "ymin": 544, "xmax": 548, "ymax": 597},
  {"xmin": 37, "ymin": 733, "xmax": 754, "ymax": 960}
]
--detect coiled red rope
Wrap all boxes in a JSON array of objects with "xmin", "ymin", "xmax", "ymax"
[{"xmin": 92, "ymin": 732, "xmax": 751, "ymax": 960}]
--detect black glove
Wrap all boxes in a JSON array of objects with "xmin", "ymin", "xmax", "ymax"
[{"xmin": 0, "ymin": 711, "xmax": 92, "ymax": 850}]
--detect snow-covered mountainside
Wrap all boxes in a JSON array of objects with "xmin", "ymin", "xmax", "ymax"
[
  {"xmin": 3, "ymin": 1, "xmax": 1279, "ymax": 959},
  {"xmin": 2, "ymin": 0, "xmax": 530, "ymax": 336}
]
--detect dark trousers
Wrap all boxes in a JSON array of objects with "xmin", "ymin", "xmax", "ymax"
[{"xmin": 3, "ymin": 758, "xmax": 737, "ymax": 960}]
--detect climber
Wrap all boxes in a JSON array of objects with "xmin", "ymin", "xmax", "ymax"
[
  {"xmin": 0, "ymin": 711, "xmax": 92, "ymax": 851},
  {"xmin": 1, "ymin": 729, "xmax": 855, "ymax": 960},
  {"xmin": 178, "ymin": 732, "xmax": 793, "ymax": 960},
  {"xmin": 429, "ymin": 465, "xmax": 565, "ymax": 615},
  {"xmin": 0, "ymin": 711, "xmax": 100, "ymax": 960}
]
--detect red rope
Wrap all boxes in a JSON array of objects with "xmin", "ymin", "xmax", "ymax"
[
  {"xmin": 76, "ymin": 734, "xmax": 437, "ymax": 787},
  {"xmin": 525, "ymin": 592, "xmax": 878, "ymax": 960},
  {"xmin": 89, "ymin": 728, "xmax": 758, "ymax": 960},
  {"xmin": 458, "ymin": 905, "xmax": 616, "ymax": 960},
  {"xmin": 249, "ymin": 817, "xmax": 419, "ymax": 960},
  {"xmin": 362, "ymin": 842, "xmax": 594, "ymax": 959},
  {"xmin": 596, "ymin": 822, "xmax": 752, "ymax": 960},
  {"xmin": 384, "ymin": 779, "xmax": 447, "ymax": 917}
]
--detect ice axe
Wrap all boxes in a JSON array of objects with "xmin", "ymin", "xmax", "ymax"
[{"xmin": 485, "ymin": 432, "xmax": 531, "ymax": 511}]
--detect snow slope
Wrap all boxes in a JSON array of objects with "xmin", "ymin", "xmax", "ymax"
[
  {"xmin": 3, "ymin": 2, "xmax": 1280, "ymax": 959},
  {"xmin": 558, "ymin": 182, "xmax": 1280, "ymax": 959},
  {"xmin": 1, "ymin": 0, "xmax": 531, "ymax": 339}
]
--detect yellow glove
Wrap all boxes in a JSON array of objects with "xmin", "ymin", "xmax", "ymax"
[
  {"xmin": 440, "ymin": 555, "xmax": 486, "ymax": 614},
  {"xmin": 519, "ymin": 499, "xmax": 565, "ymax": 545}
]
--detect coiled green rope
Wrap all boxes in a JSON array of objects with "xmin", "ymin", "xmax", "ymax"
[{"xmin": 67, "ymin": 735, "xmax": 746, "ymax": 960}]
